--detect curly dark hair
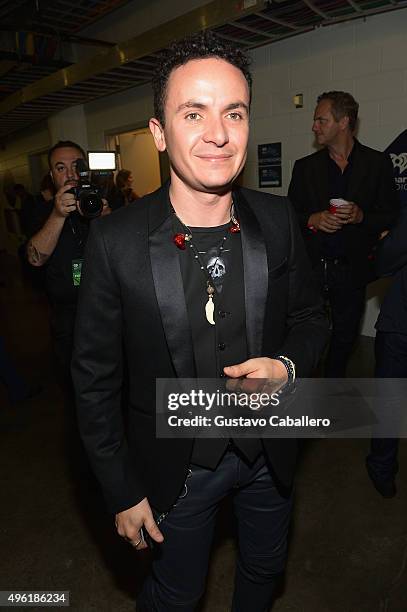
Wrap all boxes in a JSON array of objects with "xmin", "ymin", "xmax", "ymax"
[
  {"xmin": 152, "ymin": 31, "xmax": 252, "ymax": 125},
  {"xmin": 317, "ymin": 91, "xmax": 359, "ymax": 132}
]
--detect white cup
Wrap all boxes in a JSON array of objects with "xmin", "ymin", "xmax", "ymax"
[{"xmin": 329, "ymin": 198, "xmax": 348, "ymax": 214}]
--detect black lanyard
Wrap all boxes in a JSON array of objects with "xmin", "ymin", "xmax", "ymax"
[{"xmin": 69, "ymin": 215, "xmax": 87, "ymax": 249}]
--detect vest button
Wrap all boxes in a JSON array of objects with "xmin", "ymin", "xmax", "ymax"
[{"xmin": 218, "ymin": 342, "xmax": 226, "ymax": 351}]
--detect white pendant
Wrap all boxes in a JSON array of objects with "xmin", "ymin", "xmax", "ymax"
[{"xmin": 205, "ymin": 294, "xmax": 215, "ymax": 325}]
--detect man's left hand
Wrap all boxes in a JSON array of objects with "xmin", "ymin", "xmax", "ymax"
[{"xmin": 334, "ymin": 201, "xmax": 364, "ymax": 225}]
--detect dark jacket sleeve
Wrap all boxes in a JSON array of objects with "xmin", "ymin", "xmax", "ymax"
[
  {"xmin": 272, "ymin": 198, "xmax": 329, "ymax": 376},
  {"xmin": 71, "ymin": 220, "xmax": 145, "ymax": 513},
  {"xmin": 362, "ymin": 153, "xmax": 400, "ymax": 235},
  {"xmin": 376, "ymin": 206, "xmax": 407, "ymax": 277},
  {"xmin": 288, "ymin": 160, "xmax": 311, "ymax": 229}
]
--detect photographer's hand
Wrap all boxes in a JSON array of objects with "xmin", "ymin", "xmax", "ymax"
[{"xmin": 54, "ymin": 183, "xmax": 77, "ymax": 218}]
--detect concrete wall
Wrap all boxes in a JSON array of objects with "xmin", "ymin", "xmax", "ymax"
[
  {"xmin": 245, "ymin": 10, "xmax": 407, "ymax": 193},
  {"xmin": 48, "ymin": 106, "xmax": 88, "ymax": 151},
  {"xmin": 85, "ymin": 82, "xmax": 153, "ymax": 149},
  {"xmin": 244, "ymin": 10, "xmax": 407, "ymax": 336}
]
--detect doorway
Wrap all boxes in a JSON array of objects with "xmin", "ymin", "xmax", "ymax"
[{"xmin": 107, "ymin": 127, "xmax": 169, "ymax": 197}]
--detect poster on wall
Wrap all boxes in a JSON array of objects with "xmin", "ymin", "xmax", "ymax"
[
  {"xmin": 258, "ymin": 142, "xmax": 282, "ymax": 188},
  {"xmin": 385, "ymin": 129, "xmax": 407, "ymax": 208}
]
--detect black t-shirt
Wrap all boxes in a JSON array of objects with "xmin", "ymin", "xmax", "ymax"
[
  {"xmin": 33, "ymin": 201, "xmax": 89, "ymax": 306},
  {"xmin": 175, "ymin": 220, "xmax": 247, "ymax": 378},
  {"xmin": 321, "ymin": 148, "xmax": 355, "ymax": 258}
]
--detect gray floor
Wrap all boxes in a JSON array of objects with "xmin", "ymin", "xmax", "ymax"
[{"xmin": 1, "ymin": 257, "xmax": 406, "ymax": 612}]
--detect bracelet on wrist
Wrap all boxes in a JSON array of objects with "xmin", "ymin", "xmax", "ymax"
[{"xmin": 275, "ymin": 355, "xmax": 296, "ymax": 384}]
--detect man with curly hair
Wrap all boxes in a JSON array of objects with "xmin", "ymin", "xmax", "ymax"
[{"xmin": 73, "ymin": 32, "xmax": 327, "ymax": 610}]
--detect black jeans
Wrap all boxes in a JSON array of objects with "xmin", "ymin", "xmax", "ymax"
[
  {"xmin": 315, "ymin": 258, "xmax": 366, "ymax": 377},
  {"xmin": 137, "ymin": 451, "xmax": 293, "ymax": 612},
  {"xmin": 367, "ymin": 331, "xmax": 407, "ymax": 481}
]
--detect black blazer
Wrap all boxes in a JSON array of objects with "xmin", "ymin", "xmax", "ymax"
[
  {"xmin": 288, "ymin": 140, "xmax": 399, "ymax": 286},
  {"xmin": 376, "ymin": 206, "xmax": 407, "ymax": 335},
  {"xmin": 72, "ymin": 184, "xmax": 328, "ymax": 514}
]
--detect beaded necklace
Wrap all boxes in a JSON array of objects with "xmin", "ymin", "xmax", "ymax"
[{"xmin": 172, "ymin": 205, "xmax": 240, "ymax": 325}]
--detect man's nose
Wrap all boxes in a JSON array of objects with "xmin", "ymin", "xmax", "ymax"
[
  {"xmin": 312, "ymin": 122, "xmax": 318, "ymax": 132},
  {"xmin": 203, "ymin": 117, "xmax": 229, "ymax": 146}
]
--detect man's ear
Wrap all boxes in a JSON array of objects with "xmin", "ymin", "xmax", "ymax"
[
  {"xmin": 149, "ymin": 118, "xmax": 166, "ymax": 152},
  {"xmin": 339, "ymin": 115, "xmax": 350, "ymax": 131}
]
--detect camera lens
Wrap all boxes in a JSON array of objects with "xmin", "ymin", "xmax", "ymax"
[{"xmin": 79, "ymin": 192, "xmax": 103, "ymax": 218}]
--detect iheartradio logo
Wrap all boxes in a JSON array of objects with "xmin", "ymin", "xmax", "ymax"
[{"xmin": 390, "ymin": 153, "xmax": 407, "ymax": 175}]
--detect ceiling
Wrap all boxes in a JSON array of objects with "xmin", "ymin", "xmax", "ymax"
[
  {"xmin": 0, "ymin": 0, "xmax": 128, "ymax": 98},
  {"xmin": 0, "ymin": 0, "xmax": 406, "ymax": 140}
]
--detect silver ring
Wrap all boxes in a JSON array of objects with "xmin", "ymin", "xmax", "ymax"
[{"xmin": 124, "ymin": 535, "xmax": 142, "ymax": 546}]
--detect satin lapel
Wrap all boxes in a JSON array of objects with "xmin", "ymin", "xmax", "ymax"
[
  {"xmin": 149, "ymin": 192, "xmax": 195, "ymax": 378},
  {"xmin": 234, "ymin": 190, "xmax": 268, "ymax": 358},
  {"xmin": 346, "ymin": 141, "xmax": 368, "ymax": 200},
  {"xmin": 313, "ymin": 150, "xmax": 330, "ymax": 209}
]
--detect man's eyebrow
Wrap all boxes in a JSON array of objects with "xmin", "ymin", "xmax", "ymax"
[
  {"xmin": 176, "ymin": 100, "xmax": 206, "ymax": 113},
  {"xmin": 175, "ymin": 100, "xmax": 249, "ymax": 113},
  {"xmin": 224, "ymin": 102, "xmax": 249, "ymax": 113},
  {"xmin": 54, "ymin": 159, "xmax": 78, "ymax": 166}
]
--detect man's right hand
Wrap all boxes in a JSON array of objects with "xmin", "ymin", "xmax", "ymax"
[
  {"xmin": 53, "ymin": 183, "xmax": 77, "ymax": 218},
  {"xmin": 308, "ymin": 211, "xmax": 343, "ymax": 233},
  {"xmin": 115, "ymin": 497, "xmax": 164, "ymax": 550}
]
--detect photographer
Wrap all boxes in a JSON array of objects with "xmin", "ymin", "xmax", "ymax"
[{"xmin": 27, "ymin": 140, "xmax": 110, "ymax": 389}]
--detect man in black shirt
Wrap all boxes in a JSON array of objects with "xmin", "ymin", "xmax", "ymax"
[
  {"xmin": 72, "ymin": 33, "xmax": 327, "ymax": 611},
  {"xmin": 288, "ymin": 91, "xmax": 399, "ymax": 376},
  {"xmin": 27, "ymin": 140, "xmax": 110, "ymax": 386}
]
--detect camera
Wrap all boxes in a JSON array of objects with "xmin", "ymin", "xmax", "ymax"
[{"xmin": 69, "ymin": 151, "xmax": 116, "ymax": 219}]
